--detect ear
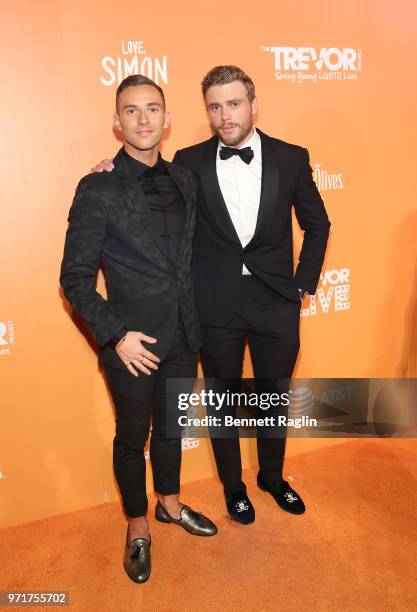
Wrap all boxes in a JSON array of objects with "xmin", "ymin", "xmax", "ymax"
[
  {"xmin": 113, "ymin": 113, "xmax": 122, "ymax": 131},
  {"xmin": 251, "ymin": 96, "xmax": 258, "ymax": 115},
  {"xmin": 163, "ymin": 111, "xmax": 172, "ymax": 129}
]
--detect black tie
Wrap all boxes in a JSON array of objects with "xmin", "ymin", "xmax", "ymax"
[{"xmin": 219, "ymin": 146, "xmax": 254, "ymax": 164}]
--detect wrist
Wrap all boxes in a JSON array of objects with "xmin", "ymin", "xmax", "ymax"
[
  {"xmin": 109, "ymin": 327, "xmax": 129, "ymax": 350},
  {"xmin": 115, "ymin": 334, "xmax": 128, "ymax": 349}
]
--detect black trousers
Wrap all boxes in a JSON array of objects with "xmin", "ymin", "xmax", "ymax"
[
  {"xmin": 104, "ymin": 320, "xmax": 197, "ymax": 518},
  {"xmin": 200, "ymin": 276, "xmax": 300, "ymax": 495}
]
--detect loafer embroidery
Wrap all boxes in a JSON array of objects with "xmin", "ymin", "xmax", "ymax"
[
  {"xmin": 283, "ymin": 491, "xmax": 298, "ymax": 503},
  {"xmin": 236, "ymin": 500, "xmax": 249, "ymax": 512}
]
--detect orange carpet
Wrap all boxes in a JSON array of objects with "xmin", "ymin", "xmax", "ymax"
[{"xmin": 1, "ymin": 439, "xmax": 416, "ymax": 611}]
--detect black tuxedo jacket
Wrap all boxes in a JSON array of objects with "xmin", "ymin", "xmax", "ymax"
[
  {"xmin": 60, "ymin": 148, "xmax": 201, "ymax": 369},
  {"xmin": 173, "ymin": 129, "xmax": 330, "ymax": 326}
]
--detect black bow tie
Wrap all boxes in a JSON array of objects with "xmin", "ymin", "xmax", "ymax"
[{"xmin": 219, "ymin": 146, "xmax": 254, "ymax": 164}]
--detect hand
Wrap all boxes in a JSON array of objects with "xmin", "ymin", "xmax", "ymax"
[
  {"xmin": 115, "ymin": 331, "xmax": 160, "ymax": 377},
  {"xmin": 90, "ymin": 159, "xmax": 114, "ymax": 173}
]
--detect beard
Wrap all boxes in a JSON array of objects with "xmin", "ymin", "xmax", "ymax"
[{"xmin": 214, "ymin": 118, "xmax": 254, "ymax": 147}]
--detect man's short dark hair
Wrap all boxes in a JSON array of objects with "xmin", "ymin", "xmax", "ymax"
[
  {"xmin": 116, "ymin": 75, "xmax": 166, "ymax": 110},
  {"xmin": 201, "ymin": 65, "xmax": 255, "ymax": 102}
]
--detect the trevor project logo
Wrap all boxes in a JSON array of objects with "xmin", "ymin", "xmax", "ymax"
[
  {"xmin": 301, "ymin": 268, "xmax": 351, "ymax": 317},
  {"xmin": 261, "ymin": 46, "xmax": 362, "ymax": 83}
]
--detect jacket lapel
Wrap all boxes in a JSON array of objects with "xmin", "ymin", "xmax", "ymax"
[
  {"xmin": 199, "ymin": 136, "xmax": 241, "ymax": 247},
  {"xmin": 244, "ymin": 129, "xmax": 280, "ymax": 250}
]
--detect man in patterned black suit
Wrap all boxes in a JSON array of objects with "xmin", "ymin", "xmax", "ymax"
[{"xmin": 60, "ymin": 75, "xmax": 217, "ymax": 585}]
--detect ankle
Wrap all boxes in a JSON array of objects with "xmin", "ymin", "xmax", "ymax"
[
  {"xmin": 128, "ymin": 516, "xmax": 150, "ymax": 541},
  {"xmin": 158, "ymin": 496, "xmax": 183, "ymax": 518}
]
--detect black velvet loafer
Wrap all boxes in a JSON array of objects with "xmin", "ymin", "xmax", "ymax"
[
  {"xmin": 225, "ymin": 490, "xmax": 255, "ymax": 524},
  {"xmin": 257, "ymin": 473, "xmax": 306, "ymax": 515}
]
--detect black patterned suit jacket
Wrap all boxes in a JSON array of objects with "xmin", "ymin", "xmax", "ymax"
[{"xmin": 60, "ymin": 148, "xmax": 201, "ymax": 369}]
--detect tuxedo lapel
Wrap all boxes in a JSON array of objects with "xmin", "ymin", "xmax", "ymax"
[
  {"xmin": 199, "ymin": 137, "xmax": 241, "ymax": 247},
  {"xmin": 245, "ymin": 130, "xmax": 280, "ymax": 249}
]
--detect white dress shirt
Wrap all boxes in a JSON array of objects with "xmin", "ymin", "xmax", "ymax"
[{"xmin": 216, "ymin": 128, "xmax": 262, "ymax": 275}]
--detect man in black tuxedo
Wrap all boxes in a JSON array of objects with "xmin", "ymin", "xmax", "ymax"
[
  {"xmin": 60, "ymin": 75, "xmax": 217, "ymax": 584},
  {"xmin": 172, "ymin": 66, "xmax": 330, "ymax": 524},
  {"xmin": 92, "ymin": 66, "xmax": 330, "ymax": 526}
]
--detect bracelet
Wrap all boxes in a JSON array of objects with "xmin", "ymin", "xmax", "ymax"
[{"xmin": 115, "ymin": 335, "xmax": 127, "ymax": 349}]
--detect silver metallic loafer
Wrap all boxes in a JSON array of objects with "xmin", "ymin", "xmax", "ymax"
[
  {"xmin": 155, "ymin": 501, "xmax": 218, "ymax": 536},
  {"xmin": 123, "ymin": 527, "xmax": 151, "ymax": 583}
]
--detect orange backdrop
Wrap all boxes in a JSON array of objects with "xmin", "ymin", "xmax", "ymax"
[{"xmin": 1, "ymin": 0, "xmax": 417, "ymax": 529}]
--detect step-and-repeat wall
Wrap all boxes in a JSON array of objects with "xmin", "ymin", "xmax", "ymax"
[{"xmin": 1, "ymin": 1, "xmax": 416, "ymax": 528}]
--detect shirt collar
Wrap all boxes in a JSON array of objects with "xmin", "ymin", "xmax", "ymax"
[{"xmin": 122, "ymin": 148, "xmax": 166, "ymax": 177}]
